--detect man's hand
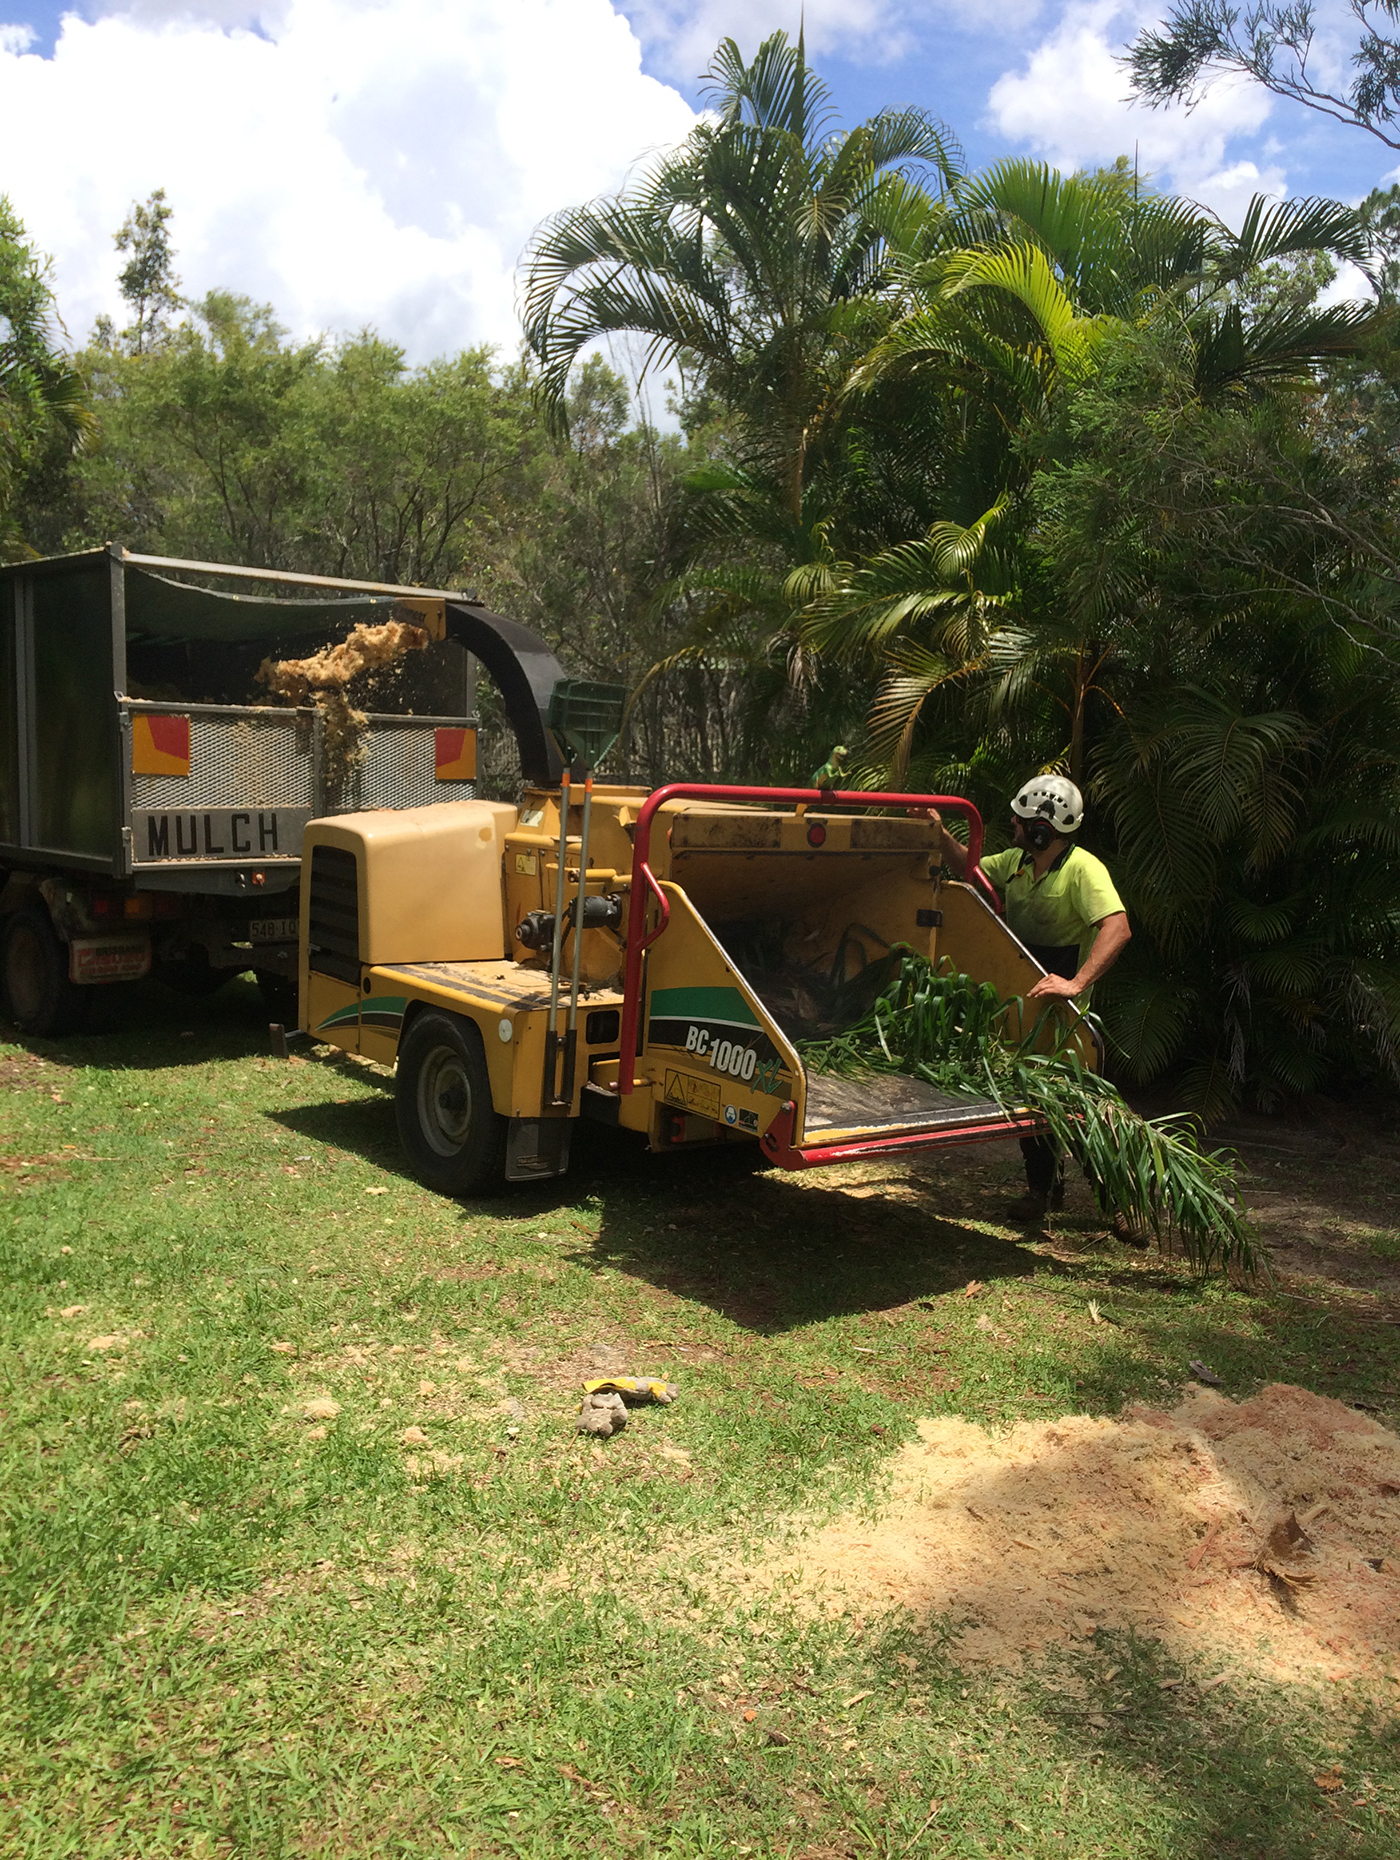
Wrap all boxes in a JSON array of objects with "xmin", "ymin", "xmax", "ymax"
[
  {"xmin": 907, "ymin": 805, "xmax": 967, "ymax": 875},
  {"xmin": 1028, "ymin": 913, "xmax": 1130, "ymax": 1003},
  {"xmin": 1028, "ymin": 973, "xmax": 1082, "ymax": 1001}
]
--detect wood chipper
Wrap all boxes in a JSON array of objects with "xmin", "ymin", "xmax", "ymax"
[{"xmin": 298, "ymin": 626, "xmax": 1099, "ymax": 1194}]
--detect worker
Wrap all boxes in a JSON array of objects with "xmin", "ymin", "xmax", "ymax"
[{"xmin": 919, "ymin": 775, "xmax": 1132, "ymax": 1225}]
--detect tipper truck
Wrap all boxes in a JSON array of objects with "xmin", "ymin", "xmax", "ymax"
[
  {"xmin": 297, "ymin": 667, "xmax": 1097, "ymax": 1190},
  {"xmin": 0, "ymin": 545, "xmax": 567, "ymax": 1035}
]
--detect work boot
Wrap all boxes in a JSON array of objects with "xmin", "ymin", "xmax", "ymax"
[
  {"xmin": 1006, "ymin": 1191, "xmax": 1050, "ymax": 1225},
  {"xmin": 1111, "ymin": 1209, "xmax": 1147, "ymax": 1247}
]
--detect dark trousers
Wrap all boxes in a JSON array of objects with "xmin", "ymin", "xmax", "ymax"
[{"xmin": 1020, "ymin": 1134, "xmax": 1062, "ymax": 1196}]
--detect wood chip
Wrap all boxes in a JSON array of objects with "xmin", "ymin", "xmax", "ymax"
[{"xmin": 1187, "ymin": 1520, "xmax": 1223, "ymax": 1571}]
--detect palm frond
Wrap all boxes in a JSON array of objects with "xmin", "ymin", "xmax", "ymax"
[
  {"xmin": 801, "ymin": 954, "xmax": 1255, "ymax": 1272},
  {"xmin": 1216, "ymin": 193, "xmax": 1372, "ymax": 274}
]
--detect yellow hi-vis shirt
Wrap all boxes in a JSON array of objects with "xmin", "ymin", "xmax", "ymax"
[{"xmin": 979, "ymin": 843, "xmax": 1125, "ymax": 986}]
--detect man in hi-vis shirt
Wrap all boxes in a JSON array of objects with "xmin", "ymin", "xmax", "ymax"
[{"xmin": 924, "ymin": 775, "xmax": 1131, "ymax": 1224}]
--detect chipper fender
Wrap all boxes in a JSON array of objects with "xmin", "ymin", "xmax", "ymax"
[{"xmin": 394, "ymin": 1009, "xmax": 508, "ymax": 1196}]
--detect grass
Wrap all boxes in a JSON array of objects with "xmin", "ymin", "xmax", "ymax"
[{"xmin": 2, "ymin": 977, "xmax": 1399, "ymax": 1857}]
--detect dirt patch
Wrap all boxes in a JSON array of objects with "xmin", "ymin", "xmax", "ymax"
[
  {"xmin": 0, "ymin": 1048, "xmax": 69, "ymax": 1090},
  {"xmin": 750, "ymin": 1383, "xmax": 1400, "ymax": 1691}
]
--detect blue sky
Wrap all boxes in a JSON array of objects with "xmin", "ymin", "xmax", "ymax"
[
  {"xmin": 1, "ymin": 2, "xmax": 1393, "ymax": 360},
  {"xmin": 614, "ymin": 1, "xmax": 1391, "ymax": 203}
]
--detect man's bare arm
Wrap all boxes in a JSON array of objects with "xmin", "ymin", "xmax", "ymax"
[
  {"xmin": 1027, "ymin": 912, "xmax": 1131, "ymax": 1001},
  {"xmin": 910, "ymin": 807, "xmax": 969, "ymax": 876}
]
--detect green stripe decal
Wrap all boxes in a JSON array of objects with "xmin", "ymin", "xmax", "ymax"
[
  {"xmin": 316, "ymin": 1001, "xmax": 362, "ymax": 1032},
  {"xmin": 361, "ymin": 996, "xmax": 408, "ymax": 1021},
  {"xmin": 649, "ymin": 986, "xmax": 758, "ymax": 1026},
  {"xmin": 316, "ymin": 995, "xmax": 409, "ymax": 1035}
]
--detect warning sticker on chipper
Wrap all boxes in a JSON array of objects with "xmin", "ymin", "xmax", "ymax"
[{"xmin": 663, "ymin": 1070, "xmax": 721, "ymax": 1120}]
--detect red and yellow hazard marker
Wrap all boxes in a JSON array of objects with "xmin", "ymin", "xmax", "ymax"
[
  {"xmin": 434, "ymin": 726, "xmax": 476, "ymax": 781},
  {"xmin": 131, "ymin": 714, "xmax": 191, "ymax": 777}
]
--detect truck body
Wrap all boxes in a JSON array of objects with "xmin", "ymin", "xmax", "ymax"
[
  {"xmin": 299, "ymin": 779, "xmax": 1097, "ymax": 1188},
  {"xmin": 0, "ymin": 546, "xmax": 562, "ymax": 1034}
]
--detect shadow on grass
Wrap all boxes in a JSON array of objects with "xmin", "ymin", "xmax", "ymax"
[
  {"xmin": 1014, "ymin": 1626, "xmax": 1398, "ymax": 1860},
  {"xmin": 3, "ymin": 974, "xmax": 281, "ymax": 1071},
  {"xmin": 833, "ymin": 1613, "xmax": 1400, "ymax": 1860},
  {"xmin": 265, "ymin": 1062, "xmax": 1400, "ymax": 1411}
]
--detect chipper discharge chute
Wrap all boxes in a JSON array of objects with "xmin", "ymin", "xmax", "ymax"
[{"xmin": 298, "ymin": 641, "xmax": 1098, "ymax": 1194}]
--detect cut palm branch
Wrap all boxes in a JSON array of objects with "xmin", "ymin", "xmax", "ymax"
[{"xmin": 799, "ymin": 952, "xmax": 1255, "ymax": 1274}]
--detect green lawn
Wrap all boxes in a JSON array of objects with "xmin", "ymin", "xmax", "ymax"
[{"xmin": 2, "ymin": 980, "xmax": 1397, "ymax": 1857}]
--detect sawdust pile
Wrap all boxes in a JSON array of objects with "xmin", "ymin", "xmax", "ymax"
[
  {"xmin": 257, "ymin": 618, "xmax": 430, "ymax": 788},
  {"xmin": 753, "ymin": 1384, "xmax": 1400, "ymax": 1691}
]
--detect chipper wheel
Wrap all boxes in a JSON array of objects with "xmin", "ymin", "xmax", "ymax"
[{"xmin": 394, "ymin": 1010, "xmax": 507, "ymax": 1196}]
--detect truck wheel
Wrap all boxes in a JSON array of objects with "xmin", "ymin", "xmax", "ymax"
[
  {"xmin": 395, "ymin": 1010, "xmax": 507, "ymax": 1196},
  {"xmin": 1, "ymin": 907, "xmax": 91, "ymax": 1037}
]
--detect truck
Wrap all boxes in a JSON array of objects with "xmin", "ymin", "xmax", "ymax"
[
  {"xmin": 297, "ymin": 674, "xmax": 1096, "ymax": 1188},
  {"xmin": 0, "ymin": 545, "xmax": 566, "ymax": 1035}
]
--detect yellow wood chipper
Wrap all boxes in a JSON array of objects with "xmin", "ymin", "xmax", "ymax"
[{"xmin": 297, "ymin": 631, "xmax": 1095, "ymax": 1193}]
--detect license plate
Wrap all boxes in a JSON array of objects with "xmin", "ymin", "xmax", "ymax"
[
  {"xmin": 132, "ymin": 807, "xmax": 311, "ymax": 863},
  {"xmin": 249, "ymin": 917, "xmax": 298, "ymax": 943}
]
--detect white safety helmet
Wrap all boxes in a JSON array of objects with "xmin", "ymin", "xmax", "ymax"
[{"xmin": 1011, "ymin": 774, "xmax": 1084, "ymax": 836}]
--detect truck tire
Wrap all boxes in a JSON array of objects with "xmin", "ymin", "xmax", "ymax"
[
  {"xmin": 395, "ymin": 1010, "xmax": 507, "ymax": 1196},
  {"xmin": 1, "ymin": 907, "xmax": 91, "ymax": 1036}
]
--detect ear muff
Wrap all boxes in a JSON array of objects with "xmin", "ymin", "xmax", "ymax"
[{"xmin": 1025, "ymin": 818, "xmax": 1056, "ymax": 852}]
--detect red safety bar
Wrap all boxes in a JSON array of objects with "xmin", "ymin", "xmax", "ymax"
[{"xmin": 617, "ymin": 782, "xmax": 996, "ymax": 1094}]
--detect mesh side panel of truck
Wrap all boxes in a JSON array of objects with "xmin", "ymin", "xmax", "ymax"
[{"xmin": 330, "ymin": 717, "xmax": 474, "ymax": 811}]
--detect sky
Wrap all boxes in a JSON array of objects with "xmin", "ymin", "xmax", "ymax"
[{"xmin": 0, "ymin": 0, "xmax": 1394, "ymax": 364}]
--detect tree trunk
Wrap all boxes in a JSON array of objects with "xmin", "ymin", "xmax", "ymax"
[{"xmin": 1070, "ymin": 643, "xmax": 1089, "ymax": 788}]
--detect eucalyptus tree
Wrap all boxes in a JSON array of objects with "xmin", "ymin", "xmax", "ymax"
[
  {"xmin": 1127, "ymin": 2, "xmax": 1400, "ymax": 151},
  {"xmin": 0, "ymin": 196, "xmax": 90, "ymax": 559},
  {"xmin": 112, "ymin": 189, "xmax": 183, "ymax": 355}
]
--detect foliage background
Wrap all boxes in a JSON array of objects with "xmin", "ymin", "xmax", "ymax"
[{"xmin": 4, "ymin": 30, "xmax": 1400, "ymax": 1119}]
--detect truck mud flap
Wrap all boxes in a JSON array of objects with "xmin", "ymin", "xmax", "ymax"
[{"xmin": 505, "ymin": 1116, "xmax": 571, "ymax": 1182}]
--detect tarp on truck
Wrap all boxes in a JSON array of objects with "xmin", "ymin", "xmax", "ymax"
[{"xmin": 125, "ymin": 568, "xmax": 397, "ymax": 646}]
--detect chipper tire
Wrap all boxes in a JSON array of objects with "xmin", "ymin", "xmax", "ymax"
[
  {"xmin": 395, "ymin": 1010, "xmax": 507, "ymax": 1196},
  {"xmin": 1, "ymin": 906, "xmax": 91, "ymax": 1037}
]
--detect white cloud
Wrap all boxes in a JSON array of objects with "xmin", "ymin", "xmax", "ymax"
[
  {"xmin": 620, "ymin": 0, "xmax": 915, "ymax": 79},
  {"xmin": 986, "ymin": 1, "xmax": 1286, "ymax": 222},
  {"xmin": 0, "ymin": 0, "xmax": 697, "ymax": 360}
]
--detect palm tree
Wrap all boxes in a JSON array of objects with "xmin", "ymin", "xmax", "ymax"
[
  {"xmin": 522, "ymin": 30, "xmax": 961, "ymax": 524},
  {"xmin": 814, "ymin": 167, "xmax": 1377, "ymax": 787}
]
